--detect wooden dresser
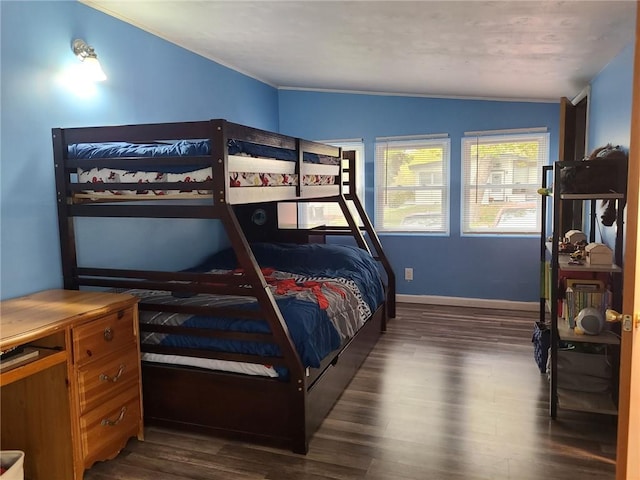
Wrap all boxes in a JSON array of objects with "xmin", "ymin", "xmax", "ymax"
[{"xmin": 0, "ymin": 289, "xmax": 143, "ymax": 480}]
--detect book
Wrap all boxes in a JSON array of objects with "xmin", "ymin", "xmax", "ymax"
[
  {"xmin": 565, "ymin": 285, "xmax": 610, "ymax": 328},
  {"xmin": 0, "ymin": 347, "xmax": 40, "ymax": 371}
]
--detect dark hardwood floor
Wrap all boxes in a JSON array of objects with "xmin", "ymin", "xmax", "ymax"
[{"xmin": 84, "ymin": 303, "xmax": 617, "ymax": 479}]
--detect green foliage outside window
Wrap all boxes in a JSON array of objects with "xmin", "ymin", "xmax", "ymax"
[{"xmin": 377, "ymin": 140, "xmax": 448, "ymax": 232}]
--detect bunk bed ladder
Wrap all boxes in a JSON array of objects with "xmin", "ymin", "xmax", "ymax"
[{"xmin": 342, "ymin": 150, "xmax": 396, "ymax": 320}]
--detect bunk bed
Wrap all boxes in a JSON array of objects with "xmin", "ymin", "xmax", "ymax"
[{"xmin": 52, "ymin": 119, "xmax": 396, "ymax": 454}]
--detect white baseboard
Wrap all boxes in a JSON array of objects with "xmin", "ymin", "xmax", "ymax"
[{"xmin": 396, "ymin": 294, "xmax": 538, "ymax": 312}]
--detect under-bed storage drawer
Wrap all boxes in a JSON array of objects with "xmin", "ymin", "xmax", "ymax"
[
  {"xmin": 73, "ymin": 307, "xmax": 136, "ymax": 365},
  {"xmin": 77, "ymin": 347, "xmax": 140, "ymax": 415},
  {"xmin": 79, "ymin": 386, "xmax": 142, "ymax": 467}
]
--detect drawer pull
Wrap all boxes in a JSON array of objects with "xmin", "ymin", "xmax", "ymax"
[
  {"xmin": 101, "ymin": 406, "xmax": 127, "ymax": 426},
  {"xmin": 103, "ymin": 327, "xmax": 114, "ymax": 342},
  {"xmin": 99, "ymin": 364, "xmax": 126, "ymax": 383}
]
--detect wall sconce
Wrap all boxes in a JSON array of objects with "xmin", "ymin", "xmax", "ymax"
[{"xmin": 72, "ymin": 39, "xmax": 107, "ymax": 82}]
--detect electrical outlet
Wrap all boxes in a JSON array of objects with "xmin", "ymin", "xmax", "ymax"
[{"xmin": 404, "ymin": 267, "xmax": 413, "ymax": 281}]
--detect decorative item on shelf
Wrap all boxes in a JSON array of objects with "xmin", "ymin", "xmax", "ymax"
[
  {"xmin": 565, "ymin": 229, "xmax": 587, "ymax": 245},
  {"xmin": 568, "ymin": 248, "xmax": 585, "ymax": 265},
  {"xmin": 558, "ymin": 240, "xmax": 577, "ymax": 253},
  {"xmin": 575, "ymin": 307, "xmax": 606, "ymax": 335},
  {"xmin": 585, "ymin": 243, "xmax": 613, "ymax": 266}
]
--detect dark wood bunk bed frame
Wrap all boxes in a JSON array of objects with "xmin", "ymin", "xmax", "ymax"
[{"xmin": 52, "ymin": 119, "xmax": 396, "ymax": 454}]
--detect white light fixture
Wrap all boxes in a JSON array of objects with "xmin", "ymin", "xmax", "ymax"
[{"xmin": 72, "ymin": 38, "xmax": 107, "ymax": 82}]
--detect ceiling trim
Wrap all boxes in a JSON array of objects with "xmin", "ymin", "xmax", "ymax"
[{"xmin": 277, "ymin": 86, "xmax": 560, "ymax": 104}]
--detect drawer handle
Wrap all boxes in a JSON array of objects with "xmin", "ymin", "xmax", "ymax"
[
  {"xmin": 101, "ymin": 406, "xmax": 127, "ymax": 427},
  {"xmin": 99, "ymin": 364, "xmax": 126, "ymax": 383},
  {"xmin": 104, "ymin": 327, "xmax": 113, "ymax": 342}
]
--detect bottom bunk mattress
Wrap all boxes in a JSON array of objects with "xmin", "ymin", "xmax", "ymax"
[{"xmin": 132, "ymin": 243, "xmax": 385, "ymax": 378}]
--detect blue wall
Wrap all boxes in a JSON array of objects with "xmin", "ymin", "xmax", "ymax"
[
  {"xmin": 0, "ymin": 1, "xmax": 278, "ymax": 300},
  {"xmin": 279, "ymin": 92, "xmax": 560, "ymax": 301},
  {"xmin": 587, "ymin": 41, "xmax": 635, "ymax": 250},
  {"xmin": 1, "ymin": 1, "xmax": 633, "ymax": 304},
  {"xmin": 589, "ymin": 43, "xmax": 635, "ymax": 150}
]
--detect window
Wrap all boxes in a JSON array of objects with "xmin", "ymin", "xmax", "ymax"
[
  {"xmin": 461, "ymin": 129, "xmax": 549, "ymax": 234},
  {"xmin": 375, "ymin": 135, "xmax": 450, "ymax": 233},
  {"xmin": 299, "ymin": 140, "xmax": 364, "ymax": 228}
]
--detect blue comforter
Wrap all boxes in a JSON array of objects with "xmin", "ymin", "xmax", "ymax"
[
  {"xmin": 68, "ymin": 139, "xmax": 339, "ymax": 173},
  {"xmin": 138, "ymin": 243, "xmax": 385, "ymax": 377},
  {"xmin": 156, "ymin": 296, "xmax": 340, "ymax": 376},
  {"xmin": 197, "ymin": 243, "xmax": 385, "ymax": 313}
]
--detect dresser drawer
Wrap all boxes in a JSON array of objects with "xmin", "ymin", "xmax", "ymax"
[
  {"xmin": 73, "ymin": 307, "xmax": 135, "ymax": 365},
  {"xmin": 79, "ymin": 386, "xmax": 141, "ymax": 467},
  {"xmin": 77, "ymin": 346, "xmax": 140, "ymax": 415}
]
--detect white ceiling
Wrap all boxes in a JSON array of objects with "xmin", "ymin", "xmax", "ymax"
[{"xmin": 83, "ymin": 0, "xmax": 637, "ymax": 102}]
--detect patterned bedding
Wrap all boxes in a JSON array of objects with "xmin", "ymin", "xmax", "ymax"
[
  {"xmin": 135, "ymin": 243, "xmax": 385, "ymax": 378},
  {"xmin": 77, "ymin": 166, "xmax": 336, "ymax": 197},
  {"xmin": 69, "ymin": 138, "xmax": 339, "ymax": 198}
]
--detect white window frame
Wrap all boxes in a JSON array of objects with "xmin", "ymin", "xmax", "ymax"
[
  {"xmin": 461, "ymin": 128, "xmax": 549, "ymax": 235},
  {"xmin": 375, "ymin": 134, "xmax": 450, "ymax": 234}
]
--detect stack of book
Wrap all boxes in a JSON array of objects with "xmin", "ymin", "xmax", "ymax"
[{"xmin": 564, "ymin": 279, "xmax": 610, "ymax": 328}]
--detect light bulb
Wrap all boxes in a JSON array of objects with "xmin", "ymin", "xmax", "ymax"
[{"xmin": 81, "ymin": 56, "xmax": 107, "ymax": 82}]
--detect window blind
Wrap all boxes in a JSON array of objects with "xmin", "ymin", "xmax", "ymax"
[
  {"xmin": 461, "ymin": 129, "xmax": 549, "ymax": 234},
  {"xmin": 375, "ymin": 135, "xmax": 450, "ymax": 233}
]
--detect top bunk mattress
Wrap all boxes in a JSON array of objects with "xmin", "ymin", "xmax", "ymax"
[
  {"xmin": 68, "ymin": 139, "xmax": 340, "ymax": 167},
  {"xmin": 68, "ymin": 139, "xmax": 341, "ymax": 201}
]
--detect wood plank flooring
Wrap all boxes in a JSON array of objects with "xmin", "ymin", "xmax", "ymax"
[{"xmin": 84, "ymin": 303, "xmax": 617, "ymax": 479}]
